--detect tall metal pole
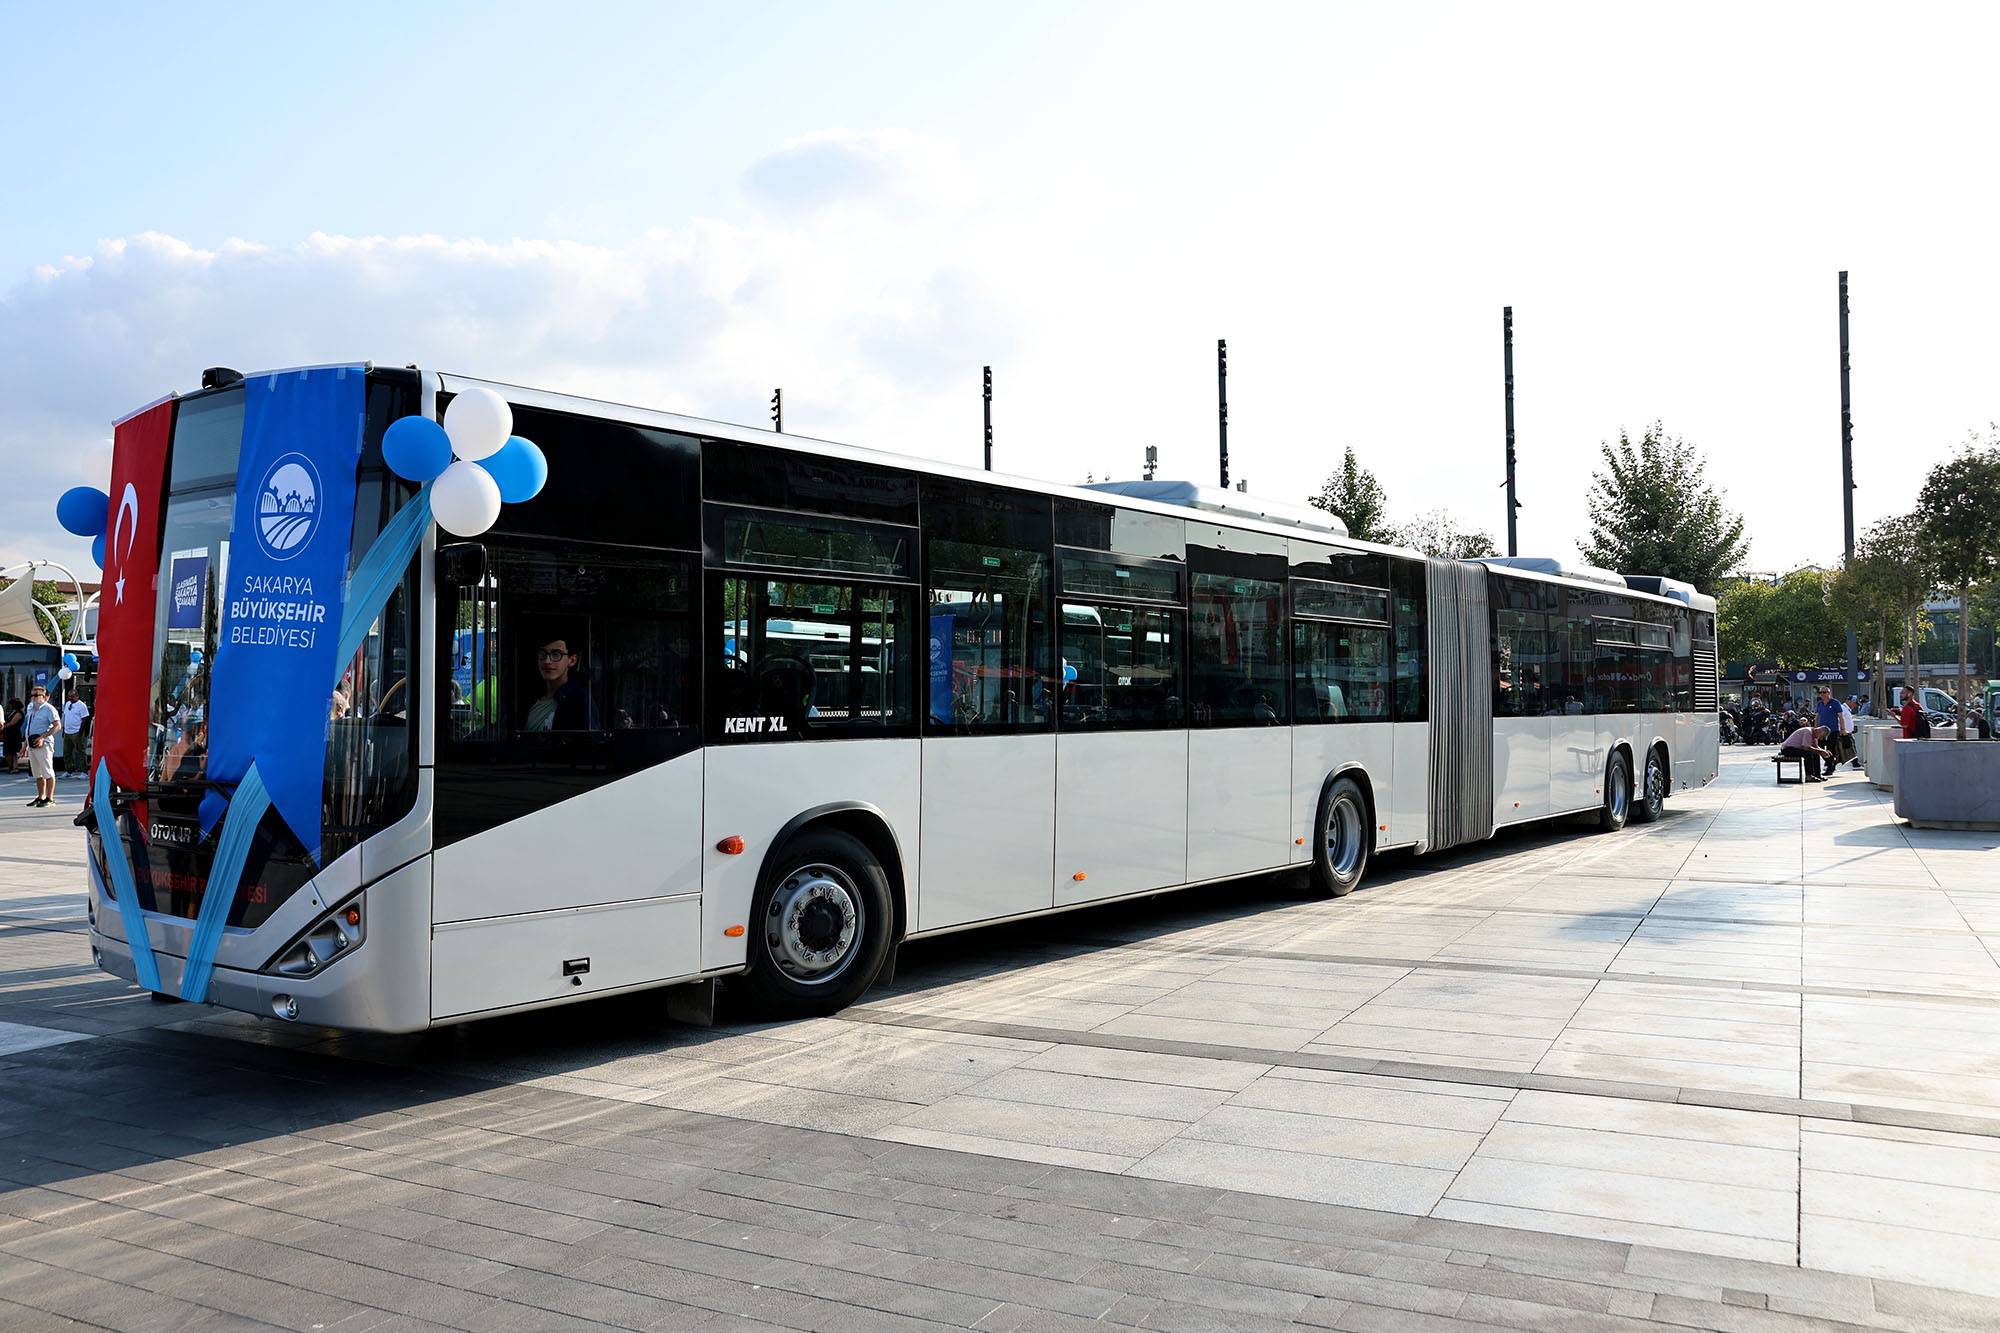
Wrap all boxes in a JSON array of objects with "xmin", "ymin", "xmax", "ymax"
[
  {"xmin": 1839, "ymin": 273, "xmax": 1858, "ymax": 704},
  {"xmin": 770, "ymin": 388, "xmax": 783, "ymax": 434},
  {"xmin": 1217, "ymin": 339, "xmax": 1229, "ymax": 489},
  {"xmin": 1503, "ymin": 307, "xmax": 1518, "ymax": 557},
  {"xmin": 982, "ymin": 366, "xmax": 993, "ymax": 471}
]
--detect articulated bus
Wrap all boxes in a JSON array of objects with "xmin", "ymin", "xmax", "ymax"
[{"xmin": 88, "ymin": 365, "xmax": 1720, "ymax": 1032}]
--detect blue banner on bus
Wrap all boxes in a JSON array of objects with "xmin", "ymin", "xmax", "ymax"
[{"xmin": 204, "ymin": 366, "xmax": 366, "ymax": 857}]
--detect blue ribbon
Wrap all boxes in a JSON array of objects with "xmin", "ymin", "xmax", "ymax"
[
  {"xmin": 174, "ymin": 487, "xmax": 434, "ymax": 1003},
  {"xmin": 93, "ymin": 765, "xmax": 161, "ymax": 993}
]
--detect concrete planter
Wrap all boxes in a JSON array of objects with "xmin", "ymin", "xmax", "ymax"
[
  {"xmin": 1892, "ymin": 739, "xmax": 2000, "ymax": 829},
  {"xmin": 1856, "ymin": 721, "xmax": 1894, "ymax": 767},
  {"xmin": 1863, "ymin": 727, "xmax": 1900, "ymax": 789}
]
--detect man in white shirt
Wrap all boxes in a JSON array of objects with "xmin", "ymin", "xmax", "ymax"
[
  {"xmin": 62, "ymin": 687, "xmax": 90, "ymax": 778},
  {"xmin": 1837, "ymin": 696, "xmax": 1857, "ymax": 768}
]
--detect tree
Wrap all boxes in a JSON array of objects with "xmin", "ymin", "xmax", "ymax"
[
  {"xmin": 1826, "ymin": 515, "xmax": 1937, "ymax": 712},
  {"xmin": 1309, "ymin": 448, "xmax": 1393, "ymax": 542},
  {"xmin": 1388, "ymin": 510, "xmax": 1499, "ymax": 560},
  {"xmin": 1715, "ymin": 569, "xmax": 1845, "ymax": 671},
  {"xmin": 1916, "ymin": 437, "xmax": 2000, "ymax": 739},
  {"xmin": 1579, "ymin": 423, "xmax": 1749, "ymax": 589}
]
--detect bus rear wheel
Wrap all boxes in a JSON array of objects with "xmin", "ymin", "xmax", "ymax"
[
  {"xmin": 1598, "ymin": 752, "xmax": 1631, "ymax": 832},
  {"xmin": 741, "ymin": 829, "xmax": 893, "ymax": 1019},
  {"xmin": 1632, "ymin": 746, "xmax": 1667, "ymax": 824},
  {"xmin": 1311, "ymin": 776, "xmax": 1371, "ymax": 898}
]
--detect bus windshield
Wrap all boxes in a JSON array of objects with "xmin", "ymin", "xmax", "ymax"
[{"xmin": 144, "ymin": 374, "xmax": 422, "ymax": 859}]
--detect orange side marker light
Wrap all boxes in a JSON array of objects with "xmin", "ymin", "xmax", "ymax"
[
  {"xmin": 723, "ymin": 925, "xmax": 745, "ymax": 937},
  {"xmin": 1073, "ymin": 872, "xmax": 1087, "ymax": 881},
  {"xmin": 1295, "ymin": 838, "xmax": 1306, "ymax": 845},
  {"xmin": 716, "ymin": 836, "xmax": 746, "ymax": 855},
  {"xmin": 345, "ymin": 907, "xmax": 361, "ymax": 926}
]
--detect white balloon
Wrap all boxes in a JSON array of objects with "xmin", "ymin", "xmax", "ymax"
[
  {"xmin": 57, "ymin": 667, "xmax": 73, "ymax": 680},
  {"xmin": 442, "ymin": 387, "xmax": 512, "ymax": 462},
  {"xmin": 82, "ymin": 440, "xmax": 115, "ymax": 488},
  {"xmin": 430, "ymin": 459, "xmax": 503, "ymax": 537}
]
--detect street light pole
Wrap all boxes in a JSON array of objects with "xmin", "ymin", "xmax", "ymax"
[
  {"xmin": 1839, "ymin": 273, "xmax": 1858, "ymax": 703},
  {"xmin": 1217, "ymin": 339, "xmax": 1229, "ymax": 490},
  {"xmin": 982, "ymin": 366, "xmax": 993, "ymax": 471}
]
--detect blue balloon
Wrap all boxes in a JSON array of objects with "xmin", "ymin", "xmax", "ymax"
[
  {"xmin": 91, "ymin": 533, "xmax": 106, "ymax": 568},
  {"xmin": 57, "ymin": 486, "xmax": 110, "ymax": 538},
  {"xmin": 188, "ymin": 647, "xmax": 203, "ymax": 664},
  {"xmin": 478, "ymin": 435, "xmax": 548, "ymax": 504},
  {"xmin": 381, "ymin": 415, "xmax": 453, "ymax": 484},
  {"xmin": 62, "ymin": 653, "xmax": 79, "ymax": 672}
]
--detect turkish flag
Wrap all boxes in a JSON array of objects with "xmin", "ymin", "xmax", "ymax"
[{"xmin": 94, "ymin": 400, "xmax": 174, "ymax": 791}]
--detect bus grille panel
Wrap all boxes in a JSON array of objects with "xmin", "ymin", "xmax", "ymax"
[{"xmin": 1694, "ymin": 640, "xmax": 1719, "ymax": 713}]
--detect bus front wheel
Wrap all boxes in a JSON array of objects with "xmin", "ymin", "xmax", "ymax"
[
  {"xmin": 1598, "ymin": 752, "xmax": 1631, "ymax": 832},
  {"xmin": 1311, "ymin": 776, "xmax": 1371, "ymax": 898},
  {"xmin": 742, "ymin": 828, "xmax": 894, "ymax": 1019}
]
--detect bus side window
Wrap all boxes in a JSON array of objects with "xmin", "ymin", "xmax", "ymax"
[
  {"xmin": 1058, "ymin": 602, "xmax": 1184, "ymax": 731},
  {"xmin": 434, "ymin": 541, "xmax": 701, "ymax": 849},
  {"xmin": 708, "ymin": 575, "xmax": 917, "ymax": 742},
  {"xmin": 1391, "ymin": 559, "xmax": 1428, "ymax": 722},
  {"xmin": 922, "ymin": 482, "xmax": 1054, "ymax": 735}
]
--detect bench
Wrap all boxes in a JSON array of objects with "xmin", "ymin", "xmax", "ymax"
[{"xmin": 1771, "ymin": 754, "xmax": 1804, "ymax": 785}]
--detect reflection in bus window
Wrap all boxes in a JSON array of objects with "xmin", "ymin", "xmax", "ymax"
[
  {"xmin": 435, "ymin": 541, "xmax": 699, "ymax": 848},
  {"xmin": 1059, "ymin": 602, "xmax": 1183, "ymax": 731},
  {"xmin": 709, "ymin": 577, "xmax": 916, "ymax": 741},
  {"xmin": 1190, "ymin": 572, "xmax": 1287, "ymax": 726},
  {"xmin": 1294, "ymin": 622, "xmax": 1392, "ymax": 722}
]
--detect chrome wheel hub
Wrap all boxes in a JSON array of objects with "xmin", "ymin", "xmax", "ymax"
[
  {"xmin": 767, "ymin": 864, "xmax": 860, "ymax": 984},
  {"xmin": 1326, "ymin": 798, "xmax": 1365, "ymax": 877}
]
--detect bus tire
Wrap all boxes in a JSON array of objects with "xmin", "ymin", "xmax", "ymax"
[
  {"xmin": 1311, "ymin": 776, "xmax": 1371, "ymax": 898},
  {"xmin": 742, "ymin": 829, "xmax": 894, "ymax": 1019},
  {"xmin": 1598, "ymin": 751, "xmax": 1632, "ymax": 832},
  {"xmin": 1632, "ymin": 745, "xmax": 1667, "ymax": 824}
]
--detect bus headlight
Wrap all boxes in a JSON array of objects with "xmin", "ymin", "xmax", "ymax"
[{"xmin": 267, "ymin": 897, "xmax": 365, "ymax": 978}]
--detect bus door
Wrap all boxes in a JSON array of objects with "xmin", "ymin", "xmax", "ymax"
[{"xmin": 917, "ymin": 484, "xmax": 1058, "ymax": 930}]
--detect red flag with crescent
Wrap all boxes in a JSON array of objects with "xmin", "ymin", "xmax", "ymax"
[{"xmin": 95, "ymin": 400, "xmax": 174, "ymax": 791}]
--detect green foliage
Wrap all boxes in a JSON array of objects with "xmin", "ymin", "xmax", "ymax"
[
  {"xmin": 1715, "ymin": 569, "xmax": 1845, "ymax": 670},
  {"xmin": 1916, "ymin": 435, "xmax": 2000, "ymax": 736},
  {"xmin": 1308, "ymin": 447, "xmax": 1392, "ymax": 542},
  {"xmin": 1828, "ymin": 514, "xmax": 1937, "ymax": 698},
  {"xmin": 1388, "ymin": 510, "xmax": 1499, "ymax": 560},
  {"xmin": 1579, "ymin": 423, "xmax": 1749, "ymax": 589}
]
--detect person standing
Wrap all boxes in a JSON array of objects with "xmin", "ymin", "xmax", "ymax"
[
  {"xmin": 1814, "ymin": 687, "xmax": 1843, "ymax": 770},
  {"xmin": 1837, "ymin": 694, "xmax": 1857, "ymax": 768},
  {"xmin": 21, "ymin": 685, "xmax": 60, "ymax": 808},
  {"xmin": 62, "ymin": 687, "xmax": 90, "ymax": 778}
]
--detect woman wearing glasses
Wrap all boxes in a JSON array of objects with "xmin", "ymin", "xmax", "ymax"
[{"xmin": 525, "ymin": 629, "xmax": 596, "ymax": 731}]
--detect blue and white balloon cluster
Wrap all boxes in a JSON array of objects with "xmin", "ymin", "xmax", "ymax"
[
  {"xmin": 381, "ymin": 387, "xmax": 547, "ymax": 535},
  {"xmin": 56, "ymin": 442, "xmax": 117, "ymax": 567}
]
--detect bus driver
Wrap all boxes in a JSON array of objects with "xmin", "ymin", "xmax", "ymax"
[{"xmin": 525, "ymin": 630, "xmax": 595, "ymax": 731}]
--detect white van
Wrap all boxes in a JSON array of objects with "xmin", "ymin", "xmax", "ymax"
[{"xmin": 1891, "ymin": 685, "xmax": 1959, "ymax": 716}]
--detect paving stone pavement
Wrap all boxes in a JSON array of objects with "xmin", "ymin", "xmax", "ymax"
[{"xmin": 5, "ymin": 749, "xmax": 2000, "ymax": 1330}]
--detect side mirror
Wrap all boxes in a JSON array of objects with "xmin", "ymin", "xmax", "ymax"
[{"xmin": 437, "ymin": 543, "xmax": 488, "ymax": 586}]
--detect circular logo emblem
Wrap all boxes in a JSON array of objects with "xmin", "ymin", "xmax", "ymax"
[{"xmin": 255, "ymin": 453, "xmax": 322, "ymax": 560}]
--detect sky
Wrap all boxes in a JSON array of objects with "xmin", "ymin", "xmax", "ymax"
[{"xmin": 4, "ymin": 0, "xmax": 1998, "ymax": 583}]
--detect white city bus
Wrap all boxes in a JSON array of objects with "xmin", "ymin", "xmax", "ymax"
[{"xmin": 88, "ymin": 366, "xmax": 1720, "ymax": 1032}]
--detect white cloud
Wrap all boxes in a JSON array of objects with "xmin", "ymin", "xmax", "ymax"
[{"xmin": 3, "ymin": 121, "xmax": 1997, "ymax": 589}]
